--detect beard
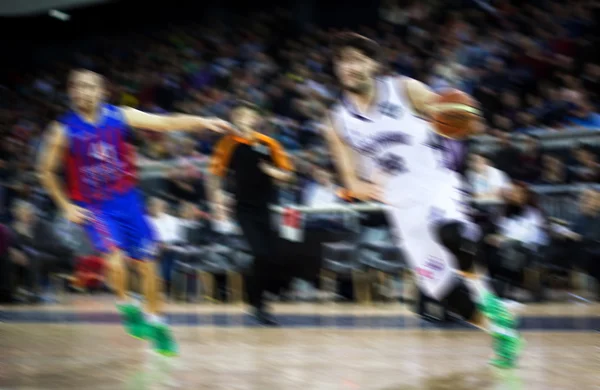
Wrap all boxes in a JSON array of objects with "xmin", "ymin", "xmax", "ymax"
[
  {"xmin": 74, "ymin": 98, "xmax": 97, "ymax": 114},
  {"xmin": 343, "ymin": 78, "xmax": 372, "ymax": 95}
]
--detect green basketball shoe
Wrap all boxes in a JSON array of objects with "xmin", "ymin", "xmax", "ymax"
[
  {"xmin": 148, "ymin": 321, "xmax": 178, "ymax": 357},
  {"xmin": 479, "ymin": 292, "xmax": 523, "ymax": 369},
  {"xmin": 116, "ymin": 302, "xmax": 147, "ymax": 340}
]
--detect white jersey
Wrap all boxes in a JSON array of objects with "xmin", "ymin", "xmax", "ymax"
[
  {"xmin": 332, "ymin": 76, "xmax": 471, "ymax": 300},
  {"xmin": 331, "ymin": 76, "xmax": 463, "ymax": 209}
]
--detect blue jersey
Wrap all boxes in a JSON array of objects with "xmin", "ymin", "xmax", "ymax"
[
  {"xmin": 59, "ymin": 104, "xmax": 155, "ymax": 260},
  {"xmin": 60, "ymin": 104, "xmax": 136, "ymax": 203}
]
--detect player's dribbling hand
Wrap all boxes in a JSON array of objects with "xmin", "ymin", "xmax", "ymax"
[
  {"xmin": 64, "ymin": 204, "xmax": 92, "ymax": 224},
  {"xmin": 366, "ymin": 184, "xmax": 385, "ymax": 202},
  {"xmin": 202, "ymin": 118, "xmax": 237, "ymax": 135},
  {"xmin": 357, "ymin": 169, "xmax": 388, "ymax": 203},
  {"xmin": 351, "ymin": 183, "xmax": 384, "ymax": 203}
]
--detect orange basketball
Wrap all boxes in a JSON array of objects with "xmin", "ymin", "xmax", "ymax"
[{"xmin": 431, "ymin": 89, "xmax": 482, "ymax": 139}]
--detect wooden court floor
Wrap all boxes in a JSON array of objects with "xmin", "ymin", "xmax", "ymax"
[{"xmin": 1, "ymin": 297, "xmax": 599, "ymax": 390}]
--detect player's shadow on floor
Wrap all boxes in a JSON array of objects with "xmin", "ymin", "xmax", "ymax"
[{"xmin": 383, "ymin": 368, "xmax": 523, "ymax": 390}]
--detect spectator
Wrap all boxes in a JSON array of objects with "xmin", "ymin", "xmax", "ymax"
[
  {"xmin": 146, "ymin": 198, "xmax": 185, "ymax": 294},
  {"xmin": 500, "ymin": 91, "xmax": 520, "ymax": 124},
  {"xmin": 270, "ymin": 117, "xmax": 302, "ymax": 151},
  {"xmin": 549, "ymin": 188, "xmax": 600, "ymax": 300},
  {"xmin": 570, "ymin": 144, "xmax": 600, "ymax": 183},
  {"xmin": 581, "ymin": 63, "xmax": 600, "ymax": 105},
  {"xmin": 514, "ymin": 112, "xmax": 539, "ymax": 134},
  {"xmin": 178, "ymin": 201, "xmax": 211, "ymax": 248},
  {"xmin": 539, "ymin": 154, "xmax": 570, "ymax": 185},
  {"xmin": 303, "ymin": 169, "xmax": 338, "ymax": 207},
  {"xmin": 485, "ymin": 182, "xmax": 547, "ymax": 299},
  {"xmin": 514, "ymin": 136, "xmax": 543, "ymax": 183},
  {"xmin": 8, "ymin": 201, "xmax": 74, "ymax": 302},
  {"xmin": 493, "ymin": 132, "xmax": 519, "ymax": 178},
  {"xmin": 568, "ymin": 99, "xmax": 600, "ymax": 129},
  {"xmin": 211, "ymin": 193, "xmax": 239, "ymax": 235},
  {"xmin": 165, "ymin": 161, "xmax": 205, "ymax": 205},
  {"xmin": 467, "ymin": 153, "xmax": 511, "ymax": 204}
]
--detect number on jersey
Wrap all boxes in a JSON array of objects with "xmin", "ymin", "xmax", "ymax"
[
  {"xmin": 89, "ymin": 142, "xmax": 115, "ymax": 162},
  {"xmin": 376, "ymin": 152, "xmax": 407, "ymax": 175}
]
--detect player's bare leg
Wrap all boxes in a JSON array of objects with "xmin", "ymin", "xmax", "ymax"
[
  {"xmin": 467, "ymin": 310, "xmax": 488, "ymax": 330},
  {"xmin": 135, "ymin": 260, "xmax": 178, "ymax": 356},
  {"xmin": 108, "ymin": 250, "xmax": 127, "ymax": 301}
]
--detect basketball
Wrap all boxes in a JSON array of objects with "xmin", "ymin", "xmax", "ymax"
[{"xmin": 430, "ymin": 89, "xmax": 482, "ymax": 139}]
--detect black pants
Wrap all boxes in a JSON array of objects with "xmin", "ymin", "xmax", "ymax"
[{"xmin": 236, "ymin": 206, "xmax": 278, "ymax": 310}]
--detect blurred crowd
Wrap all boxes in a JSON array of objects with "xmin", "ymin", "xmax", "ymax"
[
  {"xmin": 0, "ymin": 1, "xmax": 598, "ymax": 217},
  {"xmin": 469, "ymin": 135, "xmax": 600, "ymax": 188},
  {"xmin": 1, "ymin": 0, "xmax": 600, "ymax": 303}
]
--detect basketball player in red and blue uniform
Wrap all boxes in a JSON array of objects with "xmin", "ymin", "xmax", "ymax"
[{"xmin": 38, "ymin": 69, "xmax": 234, "ymax": 356}]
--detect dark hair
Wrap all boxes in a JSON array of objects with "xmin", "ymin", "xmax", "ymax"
[
  {"xmin": 516, "ymin": 181, "xmax": 538, "ymax": 205},
  {"xmin": 332, "ymin": 32, "xmax": 381, "ymax": 61}
]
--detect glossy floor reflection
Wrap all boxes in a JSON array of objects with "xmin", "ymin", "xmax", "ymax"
[{"xmin": 1, "ymin": 301, "xmax": 599, "ymax": 389}]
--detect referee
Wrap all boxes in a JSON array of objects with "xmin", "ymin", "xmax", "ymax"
[{"xmin": 208, "ymin": 101, "xmax": 293, "ymax": 325}]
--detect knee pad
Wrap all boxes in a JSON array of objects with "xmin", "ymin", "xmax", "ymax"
[{"xmin": 435, "ymin": 221, "xmax": 476, "ymax": 272}]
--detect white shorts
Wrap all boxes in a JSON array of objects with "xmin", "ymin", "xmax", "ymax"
[{"xmin": 384, "ymin": 174, "xmax": 471, "ymax": 300}]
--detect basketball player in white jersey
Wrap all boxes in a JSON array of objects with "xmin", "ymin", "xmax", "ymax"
[{"xmin": 323, "ymin": 32, "xmax": 522, "ymax": 368}]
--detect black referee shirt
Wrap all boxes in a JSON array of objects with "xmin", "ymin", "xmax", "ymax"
[{"xmin": 210, "ymin": 132, "xmax": 292, "ymax": 209}]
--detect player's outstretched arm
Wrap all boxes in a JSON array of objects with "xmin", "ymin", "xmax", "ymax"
[
  {"xmin": 401, "ymin": 77, "xmax": 485, "ymax": 135},
  {"xmin": 259, "ymin": 162, "xmax": 294, "ymax": 182},
  {"xmin": 120, "ymin": 106, "xmax": 234, "ymax": 134},
  {"xmin": 400, "ymin": 78, "xmax": 439, "ymax": 118}
]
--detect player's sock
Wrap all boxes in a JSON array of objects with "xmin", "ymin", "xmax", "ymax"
[
  {"xmin": 116, "ymin": 296, "xmax": 135, "ymax": 306},
  {"xmin": 462, "ymin": 275, "xmax": 492, "ymax": 305},
  {"xmin": 116, "ymin": 300, "xmax": 147, "ymax": 340},
  {"xmin": 147, "ymin": 313, "xmax": 178, "ymax": 357},
  {"xmin": 147, "ymin": 313, "xmax": 165, "ymax": 325}
]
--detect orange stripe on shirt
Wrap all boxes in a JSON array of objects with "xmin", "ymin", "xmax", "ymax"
[
  {"xmin": 209, "ymin": 135, "xmax": 241, "ymax": 177},
  {"xmin": 254, "ymin": 133, "xmax": 293, "ymax": 171}
]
